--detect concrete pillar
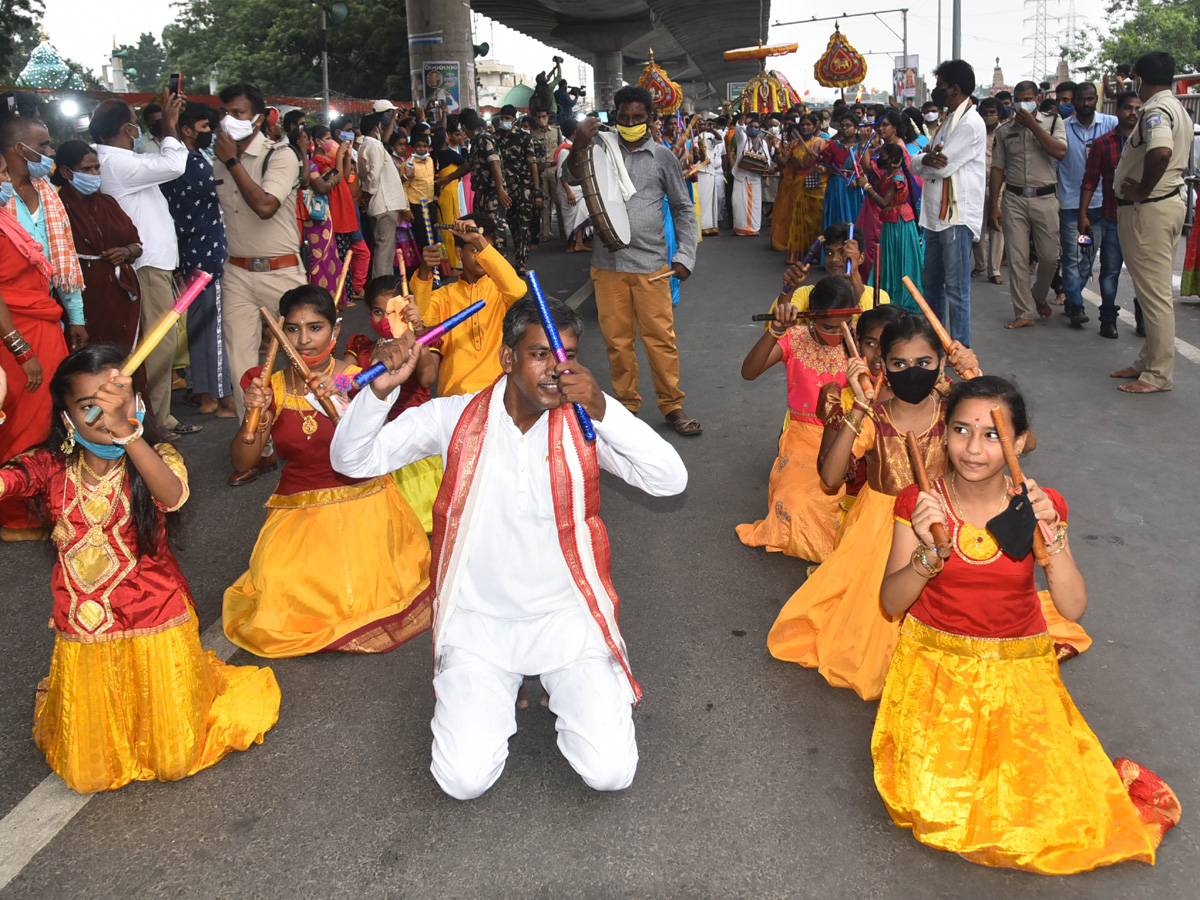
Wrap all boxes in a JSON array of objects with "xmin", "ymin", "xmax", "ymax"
[
  {"xmin": 405, "ymin": 0, "xmax": 476, "ymax": 110},
  {"xmin": 592, "ymin": 51, "xmax": 624, "ymax": 111}
]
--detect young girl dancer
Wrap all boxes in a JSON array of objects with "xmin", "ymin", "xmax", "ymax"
[
  {"xmin": 736, "ymin": 276, "xmax": 854, "ymax": 563},
  {"xmin": 0, "ymin": 345, "xmax": 279, "ymax": 793},
  {"xmin": 874, "ymin": 376, "xmax": 1179, "ymax": 873},
  {"xmin": 224, "ymin": 285, "xmax": 430, "ymax": 657}
]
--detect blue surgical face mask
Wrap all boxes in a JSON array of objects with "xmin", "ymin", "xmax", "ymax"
[
  {"xmin": 338, "ymin": 130, "xmax": 354, "ymax": 142},
  {"xmin": 1058, "ymin": 103, "xmax": 1075, "ymax": 116},
  {"xmin": 0, "ymin": 181, "xmax": 12, "ymax": 206},
  {"xmin": 746, "ymin": 126, "xmax": 760, "ymax": 137},
  {"xmin": 70, "ymin": 406, "xmax": 146, "ymax": 460},
  {"xmin": 70, "ymin": 171, "xmax": 102, "ymax": 195},
  {"xmin": 413, "ymin": 151, "xmax": 429, "ymax": 159},
  {"xmin": 498, "ymin": 120, "xmax": 513, "ymax": 130},
  {"xmin": 26, "ymin": 151, "xmax": 54, "ymax": 180}
]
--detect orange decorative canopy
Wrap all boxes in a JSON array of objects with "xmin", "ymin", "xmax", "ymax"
[
  {"xmin": 814, "ymin": 25, "xmax": 867, "ymax": 88},
  {"xmin": 637, "ymin": 49, "xmax": 683, "ymax": 115},
  {"xmin": 723, "ymin": 42, "xmax": 799, "ymax": 62}
]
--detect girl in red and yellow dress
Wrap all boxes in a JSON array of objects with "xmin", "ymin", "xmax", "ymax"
[
  {"xmin": 343, "ymin": 275, "xmax": 441, "ymax": 532},
  {"xmin": 0, "ymin": 344, "xmax": 279, "ymax": 794},
  {"xmin": 874, "ymin": 376, "xmax": 1180, "ymax": 873},
  {"xmin": 224, "ymin": 285, "xmax": 431, "ymax": 657},
  {"xmin": 736, "ymin": 276, "xmax": 854, "ymax": 564},
  {"xmin": 769, "ymin": 314, "xmax": 981, "ymax": 699}
]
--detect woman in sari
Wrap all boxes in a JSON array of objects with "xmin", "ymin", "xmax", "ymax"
[
  {"xmin": 310, "ymin": 126, "xmax": 368, "ymax": 305},
  {"xmin": 52, "ymin": 141, "xmax": 142, "ymax": 348},
  {"xmin": 819, "ymin": 111, "xmax": 865, "ymax": 232},
  {"xmin": 291, "ymin": 130, "xmax": 340, "ymax": 297},
  {"xmin": 786, "ymin": 115, "xmax": 828, "ymax": 264},
  {"xmin": 0, "ymin": 152, "xmax": 69, "ymax": 539},
  {"xmin": 434, "ymin": 120, "xmax": 470, "ymax": 271}
]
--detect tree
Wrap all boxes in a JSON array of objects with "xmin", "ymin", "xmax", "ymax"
[
  {"xmin": 0, "ymin": 0, "xmax": 43, "ymax": 81},
  {"xmin": 1098, "ymin": 0, "xmax": 1200, "ymax": 75},
  {"xmin": 115, "ymin": 32, "xmax": 168, "ymax": 91},
  {"xmin": 163, "ymin": 0, "xmax": 410, "ymax": 101}
]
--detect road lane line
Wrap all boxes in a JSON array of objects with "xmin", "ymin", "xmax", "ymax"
[
  {"xmin": 566, "ymin": 279, "xmax": 594, "ymax": 311},
  {"xmin": 0, "ymin": 618, "xmax": 233, "ymax": 890},
  {"xmin": 1080, "ymin": 287, "xmax": 1200, "ymax": 364}
]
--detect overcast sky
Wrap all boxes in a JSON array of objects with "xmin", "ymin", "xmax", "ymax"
[{"xmin": 42, "ymin": 0, "xmax": 1103, "ymax": 100}]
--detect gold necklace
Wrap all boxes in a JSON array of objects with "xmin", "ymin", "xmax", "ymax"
[
  {"xmin": 288, "ymin": 359, "xmax": 334, "ymax": 439},
  {"xmin": 75, "ymin": 455, "xmax": 125, "ymax": 547},
  {"xmin": 944, "ymin": 472, "xmax": 1010, "ymax": 564}
]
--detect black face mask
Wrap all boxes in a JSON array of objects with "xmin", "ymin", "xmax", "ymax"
[
  {"xmin": 986, "ymin": 482, "xmax": 1037, "ymax": 560},
  {"xmin": 148, "ymin": 119, "xmax": 163, "ymax": 138},
  {"xmin": 886, "ymin": 365, "xmax": 940, "ymax": 404},
  {"xmin": 194, "ymin": 130, "xmax": 213, "ymax": 150},
  {"xmin": 930, "ymin": 87, "xmax": 948, "ymax": 108}
]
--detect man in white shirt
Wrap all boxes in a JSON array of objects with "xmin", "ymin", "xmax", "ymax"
[
  {"xmin": 330, "ymin": 297, "xmax": 688, "ymax": 800},
  {"xmin": 357, "ymin": 111, "xmax": 406, "ymax": 278},
  {"xmin": 92, "ymin": 94, "xmax": 196, "ymax": 436},
  {"xmin": 909, "ymin": 60, "xmax": 987, "ymax": 346}
]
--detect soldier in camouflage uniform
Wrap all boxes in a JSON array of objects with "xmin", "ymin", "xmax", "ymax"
[
  {"xmin": 495, "ymin": 104, "xmax": 542, "ymax": 272},
  {"xmin": 459, "ymin": 107, "xmax": 513, "ymax": 254}
]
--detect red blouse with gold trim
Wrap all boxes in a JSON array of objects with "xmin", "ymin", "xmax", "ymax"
[
  {"xmin": 0, "ymin": 446, "xmax": 191, "ymax": 642},
  {"xmin": 895, "ymin": 478, "xmax": 1069, "ymax": 638},
  {"xmin": 346, "ymin": 334, "xmax": 429, "ymax": 420},
  {"xmin": 778, "ymin": 326, "xmax": 848, "ymax": 425},
  {"xmin": 242, "ymin": 365, "xmax": 379, "ymax": 504}
]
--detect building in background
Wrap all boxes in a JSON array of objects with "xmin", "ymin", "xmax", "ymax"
[{"xmin": 476, "ymin": 59, "xmax": 528, "ymax": 109}]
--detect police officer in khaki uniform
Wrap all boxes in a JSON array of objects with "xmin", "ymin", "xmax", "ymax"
[
  {"xmin": 1112, "ymin": 52, "xmax": 1191, "ymax": 393},
  {"xmin": 990, "ymin": 80, "xmax": 1068, "ymax": 328}
]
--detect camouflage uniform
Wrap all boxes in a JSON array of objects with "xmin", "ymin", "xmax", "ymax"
[
  {"xmin": 496, "ymin": 127, "xmax": 538, "ymax": 269},
  {"xmin": 467, "ymin": 130, "xmax": 512, "ymax": 252}
]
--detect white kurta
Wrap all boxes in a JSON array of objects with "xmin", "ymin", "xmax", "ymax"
[
  {"xmin": 696, "ymin": 133, "xmax": 724, "ymax": 232},
  {"xmin": 331, "ymin": 379, "xmax": 688, "ymax": 799},
  {"xmin": 731, "ymin": 125, "xmax": 772, "ymax": 235}
]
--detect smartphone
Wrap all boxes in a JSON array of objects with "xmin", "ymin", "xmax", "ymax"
[
  {"xmin": 597, "ymin": 111, "xmax": 609, "ymax": 124},
  {"xmin": 168, "ymin": 73, "xmax": 183, "ymax": 98}
]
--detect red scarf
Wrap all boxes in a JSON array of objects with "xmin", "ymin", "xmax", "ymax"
[{"xmin": 0, "ymin": 207, "xmax": 53, "ymax": 285}]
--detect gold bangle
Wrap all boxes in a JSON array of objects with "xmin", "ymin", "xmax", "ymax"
[
  {"xmin": 843, "ymin": 415, "xmax": 861, "ymax": 436},
  {"xmin": 110, "ymin": 418, "xmax": 144, "ymax": 446},
  {"xmin": 766, "ymin": 324, "xmax": 787, "ymax": 338}
]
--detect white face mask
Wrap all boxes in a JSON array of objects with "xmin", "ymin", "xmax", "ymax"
[
  {"xmin": 1016, "ymin": 100, "xmax": 1038, "ymax": 114},
  {"xmin": 222, "ymin": 114, "xmax": 259, "ymax": 141},
  {"xmin": 923, "ymin": 111, "xmax": 939, "ymax": 123}
]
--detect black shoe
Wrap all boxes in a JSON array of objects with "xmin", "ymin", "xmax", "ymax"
[
  {"xmin": 1068, "ymin": 309, "xmax": 1089, "ymax": 327},
  {"xmin": 1099, "ymin": 321, "xmax": 1118, "ymax": 339}
]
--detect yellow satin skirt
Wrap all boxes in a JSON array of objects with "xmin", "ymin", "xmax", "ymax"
[
  {"xmin": 872, "ymin": 616, "xmax": 1178, "ymax": 873},
  {"xmin": 393, "ymin": 455, "xmax": 443, "ymax": 534},
  {"xmin": 768, "ymin": 483, "xmax": 901, "ymax": 699},
  {"xmin": 437, "ymin": 181, "xmax": 462, "ymax": 270},
  {"xmin": 33, "ymin": 610, "xmax": 279, "ymax": 795},
  {"xmin": 736, "ymin": 416, "xmax": 843, "ymax": 564},
  {"xmin": 224, "ymin": 478, "xmax": 431, "ymax": 658}
]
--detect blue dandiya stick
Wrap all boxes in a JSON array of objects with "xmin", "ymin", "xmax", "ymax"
[
  {"xmin": 420, "ymin": 197, "xmax": 441, "ymax": 287},
  {"xmin": 526, "ymin": 270, "xmax": 596, "ymax": 442},
  {"xmin": 845, "ymin": 223, "xmax": 856, "ymax": 275},
  {"xmin": 800, "ymin": 236, "xmax": 824, "ymax": 267},
  {"xmin": 353, "ymin": 300, "xmax": 486, "ymax": 387}
]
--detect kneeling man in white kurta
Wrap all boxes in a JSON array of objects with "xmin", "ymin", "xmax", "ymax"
[{"xmin": 330, "ymin": 296, "xmax": 687, "ymax": 799}]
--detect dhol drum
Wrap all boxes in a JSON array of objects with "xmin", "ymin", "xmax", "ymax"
[{"xmin": 580, "ymin": 137, "xmax": 631, "ymax": 252}]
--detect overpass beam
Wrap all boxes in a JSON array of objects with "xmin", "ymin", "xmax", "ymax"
[{"xmin": 406, "ymin": 0, "xmax": 476, "ymax": 108}]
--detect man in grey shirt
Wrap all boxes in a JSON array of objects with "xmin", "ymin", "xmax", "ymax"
[{"xmin": 567, "ymin": 86, "xmax": 701, "ymax": 435}]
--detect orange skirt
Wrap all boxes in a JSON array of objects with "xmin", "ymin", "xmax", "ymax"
[
  {"xmin": 736, "ymin": 416, "xmax": 843, "ymax": 564},
  {"xmin": 873, "ymin": 617, "xmax": 1179, "ymax": 873},
  {"xmin": 34, "ymin": 610, "xmax": 279, "ymax": 794}
]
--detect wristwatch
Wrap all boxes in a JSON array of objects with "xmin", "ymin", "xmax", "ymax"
[{"xmin": 225, "ymin": 157, "xmax": 240, "ymax": 169}]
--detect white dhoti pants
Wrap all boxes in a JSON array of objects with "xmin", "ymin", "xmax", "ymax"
[
  {"xmin": 732, "ymin": 172, "xmax": 762, "ymax": 235},
  {"xmin": 430, "ymin": 609, "xmax": 638, "ymax": 800},
  {"xmin": 697, "ymin": 171, "xmax": 721, "ymax": 231}
]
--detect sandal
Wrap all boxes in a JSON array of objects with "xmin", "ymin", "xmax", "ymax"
[
  {"xmin": 165, "ymin": 422, "xmax": 203, "ymax": 438},
  {"xmin": 666, "ymin": 409, "xmax": 703, "ymax": 436},
  {"xmin": 988, "ymin": 275, "xmax": 1005, "ymax": 285}
]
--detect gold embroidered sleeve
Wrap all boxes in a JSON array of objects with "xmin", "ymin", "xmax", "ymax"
[{"xmin": 152, "ymin": 443, "xmax": 190, "ymax": 512}]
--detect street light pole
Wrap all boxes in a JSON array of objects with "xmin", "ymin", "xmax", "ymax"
[
  {"xmin": 952, "ymin": 0, "xmax": 961, "ymax": 59},
  {"xmin": 321, "ymin": 6, "xmax": 330, "ymax": 122}
]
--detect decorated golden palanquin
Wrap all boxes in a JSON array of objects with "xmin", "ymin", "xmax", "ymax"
[{"xmin": 723, "ymin": 42, "xmax": 801, "ymax": 114}]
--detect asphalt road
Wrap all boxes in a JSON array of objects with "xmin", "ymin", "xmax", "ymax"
[{"xmin": 0, "ymin": 226, "xmax": 1197, "ymax": 899}]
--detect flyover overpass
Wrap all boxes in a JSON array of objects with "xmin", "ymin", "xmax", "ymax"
[{"xmin": 471, "ymin": 0, "xmax": 770, "ymax": 110}]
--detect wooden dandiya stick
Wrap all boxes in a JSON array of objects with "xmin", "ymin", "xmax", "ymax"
[
  {"xmin": 751, "ymin": 305, "xmax": 861, "ymax": 322},
  {"xmin": 906, "ymin": 430, "xmax": 951, "ymax": 559},
  {"xmin": 258, "ymin": 307, "xmax": 341, "ymax": 423},
  {"xmin": 395, "ymin": 248, "xmax": 409, "ymax": 298},
  {"xmin": 841, "ymin": 322, "xmax": 876, "ymax": 396},
  {"xmin": 239, "ymin": 327, "xmax": 281, "ymax": 444},
  {"xmin": 989, "ymin": 407, "xmax": 1052, "ymax": 567},
  {"xmin": 420, "ymin": 198, "xmax": 441, "ymax": 286},
  {"xmin": 900, "ymin": 276, "xmax": 981, "ymax": 378},
  {"xmin": 333, "ymin": 248, "xmax": 353, "ymax": 306},
  {"xmin": 85, "ymin": 271, "xmax": 212, "ymax": 423},
  {"xmin": 872, "ymin": 249, "xmax": 881, "ymax": 309},
  {"xmin": 432, "ymin": 222, "xmax": 482, "ymax": 233}
]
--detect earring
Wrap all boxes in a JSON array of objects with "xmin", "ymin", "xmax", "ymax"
[{"xmin": 60, "ymin": 427, "xmax": 76, "ymax": 456}]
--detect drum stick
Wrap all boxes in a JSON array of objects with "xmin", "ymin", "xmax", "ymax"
[
  {"xmin": 989, "ymin": 407, "xmax": 1052, "ymax": 567},
  {"xmin": 845, "ymin": 224, "xmax": 855, "ymax": 275},
  {"xmin": 239, "ymin": 328, "xmax": 281, "ymax": 444},
  {"xmin": 354, "ymin": 300, "xmax": 485, "ymax": 387},
  {"xmin": 648, "ymin": 271, "xmax": 673, "ymax": 283},
  {"xmin": 527, "ymin": 270, "xmax": 596, "ymax": 442},
  {"xmin": 85, "ymin": 271, "xmax": 212, "ymax": 423},
  {"xmin": 420, "ymin": 198, "xmax": 441, "ymax": 287},
  {"xmin": 906, "ymin": 430, "xmax": 951, "ymax": 559},
  {"xmin": 333, "ymin": 248, "xmax": 353, "ymax": 306},
  {"xmin": 901, "ymin": 276, "xmax": 981, "ymax": 378},
  {"xmin": 258, "ymin": 307, "xmax": 340, "ymax": 422}
]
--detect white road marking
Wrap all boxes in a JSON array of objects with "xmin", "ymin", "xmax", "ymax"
[
  {"xmin": 1080, "ymin": 286, "xmax": 1200, "ymax": 364},
  {"xmin": 0, "ymin": 618, "xmax": 234, "ymax": 890},
  {"xmin": 566, "ymin": 279, "xmax": 595, "ymax": 311}
]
